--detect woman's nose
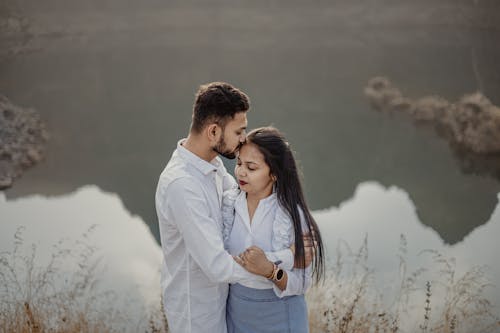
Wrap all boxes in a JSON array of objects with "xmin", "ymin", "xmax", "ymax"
[{"xmin": 236, "ymin": 167, "xmax": 245, "ymax": 177}]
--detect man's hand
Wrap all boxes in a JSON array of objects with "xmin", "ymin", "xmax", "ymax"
[
  {"xmin": 293, "ymin": 233, "xmax": 317, "ymax": 269},
  {"xmin": 234, "ymin": 246, "xmax": 274, "ymax": 278}
]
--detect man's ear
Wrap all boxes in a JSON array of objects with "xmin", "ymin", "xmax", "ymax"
[{"xmin": 206, "ymin": 123, "xmax": 221, "ymax": 143}]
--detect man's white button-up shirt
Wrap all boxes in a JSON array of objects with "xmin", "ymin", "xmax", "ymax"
[{"xmin": 155, "ymin": 140, "xmax": 255, "ymax": 333}]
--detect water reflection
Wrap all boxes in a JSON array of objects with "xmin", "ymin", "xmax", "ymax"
[
  {"xmin": 0, "ymin": 185, "xmax": 162, "ymax": 331},
  {"xmin": 315, "ymin": 181, "xmax": 500, "ymax": 325},
  {"xmin": 1, "ymin": 1, "xmax": 500, "ymax": 249},
  {"xmin": 1, "ymin": 181, "xmax": 499, "ymax": 329}
]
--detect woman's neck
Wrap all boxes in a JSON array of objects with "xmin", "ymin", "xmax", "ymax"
[
  {"xmin": 246, "ymin": 189, "xmax": 273, "ymax": 224},
  {"xmin": 246, "ymin": 188, "xmax": 273, "ymax": 204}
]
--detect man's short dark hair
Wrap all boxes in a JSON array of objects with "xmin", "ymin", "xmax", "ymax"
[{"xmin": 191, "ymin": 82, "xmax": 250, "ymax": 133}]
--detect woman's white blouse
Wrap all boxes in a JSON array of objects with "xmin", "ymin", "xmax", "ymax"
[{"xmin": 222, "ymin": 189, "xmax": 313, "ymax": 297}]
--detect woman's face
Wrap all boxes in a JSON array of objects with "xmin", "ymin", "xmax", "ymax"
[{"xmin": 235, "ymin": 142, "xmax": 275, "ymax": 197}]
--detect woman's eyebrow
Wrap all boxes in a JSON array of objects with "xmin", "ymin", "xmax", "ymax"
[{"xmin": 240, "ymin": 160, "xmax": 258, "ymax": 166}]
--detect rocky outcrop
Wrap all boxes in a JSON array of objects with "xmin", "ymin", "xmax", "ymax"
[
  {"xmin": 0, "ymin": 96, "xmax": 49, "ymax": 190},
  {"xmin": 364, "ymin": 77, "xmax": 500, "ymax": 155}
]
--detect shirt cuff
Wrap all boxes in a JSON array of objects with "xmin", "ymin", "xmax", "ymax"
[
  {"xmin": 272, "ymin": 279, "xmax": 291, "ymax": 298},
  {"xmin": 264, "ymin": 249, "xmax": 294, "ymax": 271}
]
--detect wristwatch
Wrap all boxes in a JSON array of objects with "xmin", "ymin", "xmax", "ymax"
[
  {"xmin": 268, "ymin": 261, "xmax": 284, "ymax": 282},
  {"xmin": 273, "ymin": 266, "xmax": 284, "ymax": 282}
]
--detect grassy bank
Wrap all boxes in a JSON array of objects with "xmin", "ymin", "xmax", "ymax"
[
  {"xmin": 1, "ymin": 230, "xmax": 498, "ymax": 332},
  {"xmin": 307, "ymin": 236, "xmax": 500, "ymax": 333},
  {"xmin": 0, "ymin": 227, "xmax": 168, "ymax": 333}
]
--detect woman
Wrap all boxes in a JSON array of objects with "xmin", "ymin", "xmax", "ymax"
[{"xmin": 222, "ymin": 126, "xmax": 325, "ymax": 333}]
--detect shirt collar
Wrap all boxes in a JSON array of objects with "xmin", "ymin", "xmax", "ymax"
[
  {"xmin": 260, "ymin": 192, "xmax": 277, "ymax": 206},
  {"xmin": 235, "ymin": 190, "xmax": 277, "ymax": 209},
  {"xmin": 176, "ymin": 139, "xmax": 222, "ymax": 175}
]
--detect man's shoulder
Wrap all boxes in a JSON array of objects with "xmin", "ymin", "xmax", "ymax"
[
  {"xmin": 159, "ymin": 166, "xmax": 194, "ymax": 187},
  {"xmin": 158, "ymin": 156, "xmax": 202, "ymax": 190}
]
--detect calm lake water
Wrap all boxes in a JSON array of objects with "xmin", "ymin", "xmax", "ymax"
[{"xmin": 1, "ymin": 0, "xmax": 500, "ymax": 331}]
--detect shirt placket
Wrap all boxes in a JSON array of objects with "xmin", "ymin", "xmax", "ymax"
[{"xmin": 214, "ymin": 169, "xmax": 223, "ymax": 208}]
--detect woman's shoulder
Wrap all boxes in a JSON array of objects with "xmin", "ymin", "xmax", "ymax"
[{"xmin": 275, "ymin": 202, "xmax": 309, "ymax": 231}]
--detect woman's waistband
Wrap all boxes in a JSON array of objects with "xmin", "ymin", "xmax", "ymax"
[{"xmin": 229, "ymin": 283, "xmax": 303, "ymax": 302}]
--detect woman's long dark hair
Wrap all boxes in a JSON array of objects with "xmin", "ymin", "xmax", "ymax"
[{"xmin": 246, "ymin": 126, "xmax": 325, "ymax": 283}]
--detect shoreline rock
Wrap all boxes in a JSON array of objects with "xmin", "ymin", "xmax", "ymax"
[
  {"xmin": 364, "ymin": 76, "xmax": 500, "ymax": 155},
  {"xmin": 0, "ymin": 95, "xmax": 49, "ymax": 190}
]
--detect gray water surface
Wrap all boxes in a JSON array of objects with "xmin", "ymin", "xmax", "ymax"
[{"xmin": 1, "ymin": 1, "xmax": 500, "ymax": 322}]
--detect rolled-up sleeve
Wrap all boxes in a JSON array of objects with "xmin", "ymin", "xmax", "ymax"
[
  {"xmin": 221, "ymin": 188, "xmax": 239, "ymax": 247},
  {"xmin": 273, "ymin": 266, "xmax": 312, "ymax": 298},
  {"xmin": 272, "ymin": 205, "xmax": 312, "ymax": 297},
  {"xmin": 268, "ymin": 204, "xmax": 295, "ymax": 270},
  {"xmin": 162, "ymin": 177, "xmax": 252, "ymax": 284},
  {"xmin": 264, "ymin": 249, "xmax": 294, "ymax": 271}
]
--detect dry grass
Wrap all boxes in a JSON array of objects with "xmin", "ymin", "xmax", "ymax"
[
  {"xmin": 307, "ymin": 235, "xmax": 500, "ymax": 333},
  {"xmin": 2, "ymin": 228, "xmax": 499, "ymax": 333},
  {"xmin": 0, "ymin": 226, "xmax": 168, "ymax": 333}
]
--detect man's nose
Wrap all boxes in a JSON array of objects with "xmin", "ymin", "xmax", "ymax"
[{"xmin": 240, "ymin": 131, "xmax": 247, "ymax": 143}]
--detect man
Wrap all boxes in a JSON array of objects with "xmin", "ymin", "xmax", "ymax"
[{"xmin": 155, "ymin": 82, "xmax": 312, "ymax": 333}]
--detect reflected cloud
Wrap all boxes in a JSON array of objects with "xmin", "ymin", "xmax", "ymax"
[
  {"xmin": 1, "ymin": 181, "xmax": 499, "ymax": 329},
  {"xmin": 314, "ymin": 181, "xmax": 500, "ymax": 316},
  {"xmin": 0, "ymin": 185, "xmax": 162, "ymax": 329}
]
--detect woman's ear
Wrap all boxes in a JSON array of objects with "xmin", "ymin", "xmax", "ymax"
[{"xmin": 271, "ymin": 174, "xmax": 277, "ymax": 182}]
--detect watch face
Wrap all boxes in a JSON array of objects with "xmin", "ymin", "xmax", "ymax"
[{"xmin": 276, "ymin": 269, "xmax": 284, "ymax": 280}]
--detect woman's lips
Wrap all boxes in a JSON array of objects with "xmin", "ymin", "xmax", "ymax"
[{"xmin": 239, "ymin": 180, "xmax": 248, "ymax": 186}]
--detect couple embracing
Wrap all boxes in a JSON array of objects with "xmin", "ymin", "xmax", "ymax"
[{"xmin": 155, "ymin": 82, "xmax": 325, "ymax": 333}]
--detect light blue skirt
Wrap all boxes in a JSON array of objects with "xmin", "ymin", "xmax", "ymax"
[{"xmin": 227, "ymin": 283, "xmax": 309, "ymax": 333}]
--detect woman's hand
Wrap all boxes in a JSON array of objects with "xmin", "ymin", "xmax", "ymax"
[
  {"xmin": 293, "ymin": 233, "xmax": 317, "ymax": 269},
  {"xmin": 234, "ymin": 246, "xmax": 274, "ymax": 278}
]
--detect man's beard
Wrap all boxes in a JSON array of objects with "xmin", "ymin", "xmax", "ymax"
[{"xmin": 213, "ymin": 135, "xmax": 239, "ymax": 159}]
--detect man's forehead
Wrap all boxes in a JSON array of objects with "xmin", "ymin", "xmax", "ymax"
[{"xmin": 228, "ymin": 112, "xmax": 247, "ymax": 128}]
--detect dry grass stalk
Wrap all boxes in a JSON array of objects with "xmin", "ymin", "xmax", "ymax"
[
  {"xmin": 2, "ymin": 226, "xmax": 498, "ymax": 333},
  {"xmin": 307, "ymin": 235, "xmax": 500, "ymax": 333},
  {"xmin": 0, "ymin": 226, "xmax": 168, "ymax": 333}
]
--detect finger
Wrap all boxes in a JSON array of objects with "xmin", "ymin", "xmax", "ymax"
[
  {"xmin": 303, "ymin": 238, "xmax": 318, "ymax": 249},
  {"xmin": 304, "ymin": 240, "xmax": 316, "ymax": 248},
  {"xmin": 305, "ymin": 247, "xmax": 315, "ymax": 261},
  {"xmin": 305, "ymin": 249, "xmax": 313, "ymax": 260},
  {"xmin": 304, "ymin": 251, "xmax": 314, "ymax": 268},
  {"xmin": 303, "ymin": 232, "xmax": 318, "ymax": 244},
  {"xmin": 233, "ymin": 255, "xmax": 244, "ymax": 266}
]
